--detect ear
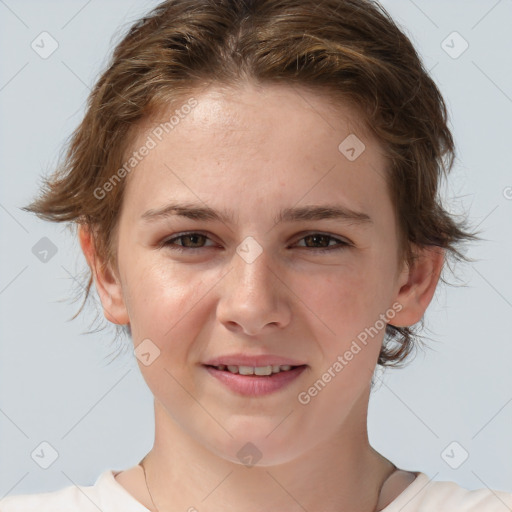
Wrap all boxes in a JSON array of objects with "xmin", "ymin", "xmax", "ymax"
[
  {"xmin": 78, "ymin": 225, "xmax": 130, "ymax": 325},
  {"xmin": 391, "ymin": 245, "xmax": 445, "ymax": 328}
]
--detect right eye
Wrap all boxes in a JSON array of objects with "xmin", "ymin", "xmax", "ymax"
[{"xmin": 161, "ymin": 231, "xmax": 217, "ymax": 252}]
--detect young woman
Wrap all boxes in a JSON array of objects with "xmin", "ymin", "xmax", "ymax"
[{"xmin": 1, "ymin": 0, "xmax": 510, "ymax": 510}]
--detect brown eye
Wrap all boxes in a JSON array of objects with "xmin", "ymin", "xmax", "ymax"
[
  {"xmin": 176, "ymin": 233, "xmax": 207, "ymax": 248},
  {"xmin": 162, "ymin": 232, "xmax": 215, "ymax": 251},
  {"xmin": 304, "ymin": 234, "xmax": 331, "ymax": 248},
  {"xmin": 295, "ymin": 233, "xmax": 350, "ymax": 253}
]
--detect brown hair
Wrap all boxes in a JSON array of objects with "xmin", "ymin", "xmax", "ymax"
[{"xmin": 23, "ymin": 0, "xmax": 478, "ymax": 367}]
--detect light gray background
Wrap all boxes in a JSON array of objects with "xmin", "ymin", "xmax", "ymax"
[{"xmin": 1, "ymin": 0, "xmax": 511, "ymax": 499}]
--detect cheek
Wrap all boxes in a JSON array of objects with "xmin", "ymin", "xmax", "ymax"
[
  {"xmin": 300, "ymin": 266, "xmax": 384, "ymax": 335},
  {"xmin": 121, "ymin": 260, "xmax": 202, "ymax": 340}
]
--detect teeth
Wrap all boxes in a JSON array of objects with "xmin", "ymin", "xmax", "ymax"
[
  {"xmin": 217, "ymin": 364, "xmax": 296, "ymax": 375},
  {"xmin": 239, "ymin": 365, "xmax": 254, "ymax": 375},
  {"xmin": 254, "ymin": 365, "xmax": 272, "ymax": 376}
]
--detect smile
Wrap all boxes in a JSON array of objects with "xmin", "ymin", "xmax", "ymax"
[
  {"xmin": 208, "ymin": 364, "xmax": 297, "ymax": 375},
  {"xmin": 203, "ymin": 364, "xmax": 308, "ymax": 396}
]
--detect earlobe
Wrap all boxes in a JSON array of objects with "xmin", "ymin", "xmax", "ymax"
[
  {"xmin": 391, "ymin": 245, "xmax": 445, "ymax": 328},
  {"xmin": 78, "ymin": 225, "xmax": 130, "ymax": 325}
]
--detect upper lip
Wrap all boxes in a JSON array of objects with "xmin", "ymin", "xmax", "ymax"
[{"xmin": 203, "ymin": 354, "xmax": 307, "ymax": 367}]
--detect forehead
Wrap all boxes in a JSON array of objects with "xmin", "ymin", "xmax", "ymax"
[
  {"xmin": 121, "ymin": 83, "xmax": 390, "ymax": 221},
  {"xmin": 140, "ymin": 82, "xmax": 373, "ymax": 151}
]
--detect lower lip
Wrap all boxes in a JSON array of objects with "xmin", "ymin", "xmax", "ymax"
[{"xmin": 204, "ymin": 365, "xmax": 307, "ymax": 396}]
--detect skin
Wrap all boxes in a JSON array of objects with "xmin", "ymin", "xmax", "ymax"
[{"xmin": 79, "ymin": 82, "xmax": 444, "ymax": 512}]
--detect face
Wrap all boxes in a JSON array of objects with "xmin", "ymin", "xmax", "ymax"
[{"xmin": 91, "ymin": 83, "xmax": 422, "ymax": 465}]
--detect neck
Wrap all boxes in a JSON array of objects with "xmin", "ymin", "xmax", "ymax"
[{"xmin": 140, "ymin": 391, "xmax": 395, "ymax": 512}]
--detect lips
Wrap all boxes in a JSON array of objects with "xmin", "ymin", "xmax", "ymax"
[
  {"xmin": 204, "ymin": 363, "xmax": 307, "ymax": 396},
  {"xmin": 206, "ymin": 364, "xmax": 301, "ymax": 376},
  {"xmin": 203, "ymin": 354, "xmax": 307, "ymax": 368},
  {"xmin": 202, "ymin": 354, "xmax": 308, "ymax": 396}
]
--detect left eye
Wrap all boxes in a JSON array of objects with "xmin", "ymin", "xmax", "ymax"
[
  {"xmin": 161, "ymin": 232, "xmax": 350, "ymax": 253},
  {"xmin": 295, "ymin": 233, "xmax": 349, "ymax": 252}
]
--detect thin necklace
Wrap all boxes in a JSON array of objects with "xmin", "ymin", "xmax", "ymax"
[
  {"xmin": 139, "ymin": 457, "xmax": 396, "ymax": 512},
  {"xmin": 140, "ymin": 456, "xmax": 161, "ymax": 512}
]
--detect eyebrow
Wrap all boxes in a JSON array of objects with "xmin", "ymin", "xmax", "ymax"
[{"xmin": 140, "ymin": 202, "xmax": 373, "ymax": 225}]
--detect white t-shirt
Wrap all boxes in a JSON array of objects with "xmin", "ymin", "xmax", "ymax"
[{"xmin": 1, "ymin": 469, "xmax": 512, "ymax": 511}]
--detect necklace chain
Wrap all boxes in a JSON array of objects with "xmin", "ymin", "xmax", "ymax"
[
  {"xmin": 139, "ymin": 456, "xmax": 395, "ymax": 512},
  {"xmin": 140, "ymin": 456, "xmax": 161, "ymax": 512}
]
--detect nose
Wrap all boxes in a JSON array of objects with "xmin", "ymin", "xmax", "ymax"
[{"xmin": 216, "ymin": 243, "xmax": 292, "ymax": 335}]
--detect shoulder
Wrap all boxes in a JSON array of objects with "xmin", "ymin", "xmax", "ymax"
[
  {"xmin": 0, "ymin": 481, "xmax": 95, "ymax": 512},
  {"xmin": 0, "ymin": 469, "xmax": 149, "ymax": 512},
  {"xmin": 383, "ymin": 472, "xmax": 512, "ymax": 512}
]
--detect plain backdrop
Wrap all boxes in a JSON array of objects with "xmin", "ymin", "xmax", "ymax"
[{"xmin": 1, "ymin": 0, "xmax": 511, "ymax": 498}]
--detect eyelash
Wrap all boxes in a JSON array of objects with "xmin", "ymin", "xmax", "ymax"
[{"xmin": 160, "ymin": 231, "xmax": 351, "ymax": 254}]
